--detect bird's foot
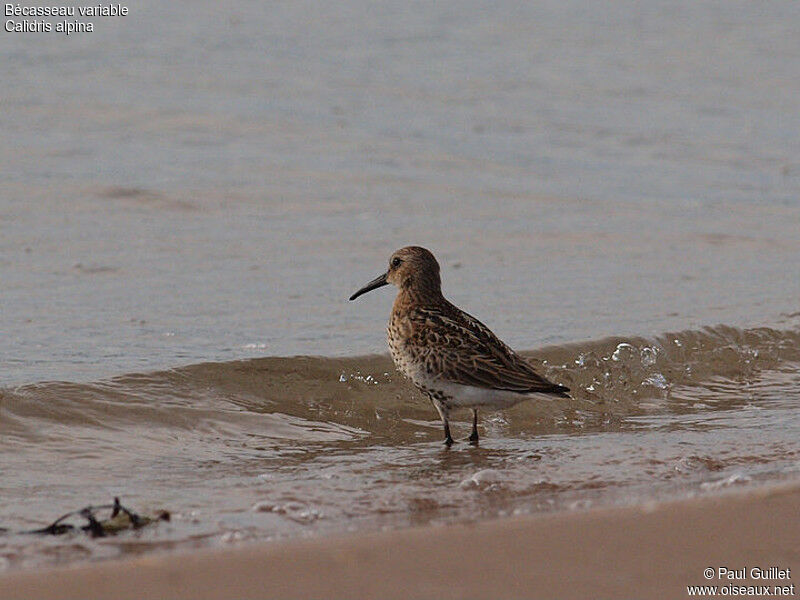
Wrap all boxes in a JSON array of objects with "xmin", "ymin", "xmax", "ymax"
[
  {"xmin": 467, "ymin": 432, "xmax": 479, "ymax": 445},
  {"xmin": 444, "ymin": 435, "xmax": 455, "ymax": 447}
]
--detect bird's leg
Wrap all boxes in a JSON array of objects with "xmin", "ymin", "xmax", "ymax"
[
  {"xmin": 443, "ymin": 420, "xmax": 454, "ymax": 447},
  {"xmin": 468, "ymin": 409, "xmax": 479, "ymax": 445},
  {"xmin": 431, "ymin": 397, "xmax": 454, "ymax": 446}
]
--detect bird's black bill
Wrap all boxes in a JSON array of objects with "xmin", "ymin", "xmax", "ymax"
[{"xmin": 349, "ymin": 273, "xmax": 389, "ymax": 301}]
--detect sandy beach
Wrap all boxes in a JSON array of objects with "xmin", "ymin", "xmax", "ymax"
[{"xmin": 2, "ymin": 483, "xmax": 797, "ymax": 600}]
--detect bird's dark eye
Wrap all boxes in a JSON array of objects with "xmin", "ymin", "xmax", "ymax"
[{"xmin": 391, "ymin": 257, "xmax": 402, "ymax": 268}]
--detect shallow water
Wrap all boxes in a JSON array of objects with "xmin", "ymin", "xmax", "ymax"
[
  {"xmin": 2, "ymin": 0, "xmax": 799, "ymax": 385},
  {"xmin": 1, "ymin": 325, "xmax": 799, "ymax": 569},
  {"xmin": 1, "ymin": 0, "xmax": 799, "ymax": 571}
]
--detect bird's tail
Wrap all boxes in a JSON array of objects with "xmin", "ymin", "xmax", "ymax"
[{"xmin": 548, "ymin": 383, "xmax": 571, "ymax": 398}]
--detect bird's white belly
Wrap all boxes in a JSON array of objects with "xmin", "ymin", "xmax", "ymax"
[
  {"xmin": 427, "ymin": 379, "xmax": 530, "ymax": 409},
  {"xmin": 405, "ymin": 369, "xmax": 538, "ymax": 410}
]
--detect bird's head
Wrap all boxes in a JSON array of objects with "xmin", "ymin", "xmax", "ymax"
[{"xmin": 349, "ymin": 246, "xmax": 441, "ymax": 301}]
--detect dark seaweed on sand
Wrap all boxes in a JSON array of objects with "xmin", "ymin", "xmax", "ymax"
[{"xmin": 0, "ymin": 497, "xmax": 170, "ymax": 538}]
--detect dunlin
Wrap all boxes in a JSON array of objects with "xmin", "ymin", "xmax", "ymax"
[{"xmin": 349, "ymin": 246, "xmax": 569, "ymax": 446}]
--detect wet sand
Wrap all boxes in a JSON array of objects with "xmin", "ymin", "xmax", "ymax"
[{"xmin": 2, "ymin": 483, "xmax": 797, "ymax": 600}]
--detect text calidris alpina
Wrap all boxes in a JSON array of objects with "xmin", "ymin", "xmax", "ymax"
[{"xmin": 349, "ymin": 246, "xmax": 570, "ymax": 446}]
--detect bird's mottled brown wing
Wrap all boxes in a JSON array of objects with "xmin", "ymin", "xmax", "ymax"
[{"xmin": 406, "ymin": 302, "xmax": 570, "ymax": 396}]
